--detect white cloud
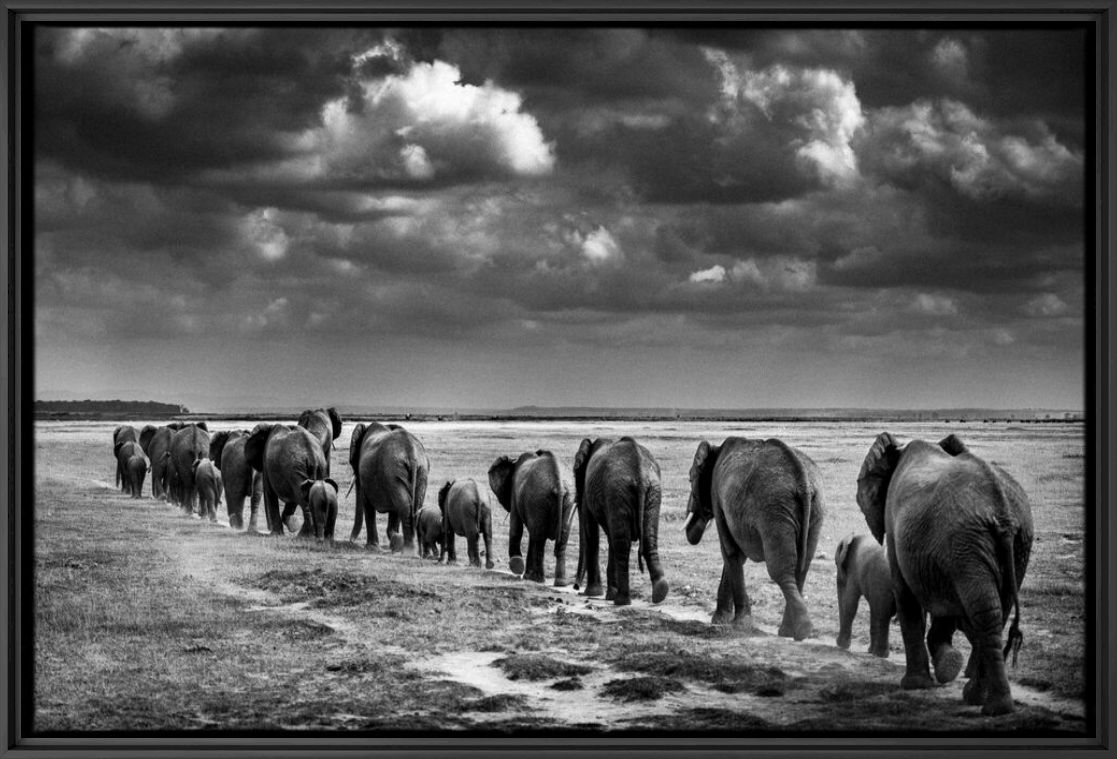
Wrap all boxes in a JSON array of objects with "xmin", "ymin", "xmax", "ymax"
[
  {"xmin": 581, "ymin": 226, "xmax": 621, "ymax": 264},
  {"xmin": 911, "ymin": 293, "xmax": 959, "ymax": 316},
  {"xmin": 241, "ymin": 207, "xmax": 289, "ymax": 261},
  {"xmin": 1023, "ymin": 293, "xmax": 1068, "ymax": 317},
  {"xmin": 688, "ymin": 265, "xmax": 727, "ymax": 284},
  {"xmin": 931, "ymin": 38, "xmax": 969, "ymax": 81}
]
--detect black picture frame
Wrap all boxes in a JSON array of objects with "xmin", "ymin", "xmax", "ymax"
[{"xmin": 4, "ymin": 1, "xmax": 1112, "ymax": 756}]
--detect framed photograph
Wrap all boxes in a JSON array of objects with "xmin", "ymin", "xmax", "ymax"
[{"xmin": 5, "ymin": 1, "xmax": 1111, "ymax": 756}]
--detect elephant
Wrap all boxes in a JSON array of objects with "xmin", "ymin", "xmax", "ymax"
[
  {"xmin": 572, "ymin": 437, "xmax": 668, "ymax": 606},
  {"xmin": 210, "ymin": 430, "xmax": 264, "ymax": 531},
  {"xmin": 835, "ymin": 533, "xmax": 896, "ymax": 657},
  {"xmin": 167, "ymin": 423, "xmax": 210, "ymax": 513},
  {"xmin": 116, "ymin": 440, "xmax": 149, "ymax": 499},
  {"xmin": 348, "ymin": 422, "xmax": 429, "ymax": 553},
  {"xmin": 488, "ymin": 450, "xmax": 575, "ymax": 585},
  {"xmin": 300, "ymin": 477, "xmax": 339, "ymax": 541},
  {"xmin": 683, "ymin": 437, "xmax": 824, "ymax": 640},
  {"xmin": 415, "ymin": 505, "xmax": 444, "ymax": 560},
  {"xmin": 193, "ymin": 457, "xmax": 222, "ymax": 522},
  {"xmin": 856, "ymin": 432, "xmax": 1034, "ymax": 716},
  {"xmin": 112, "ymin": 425, "xmax": 137, "ymax": 491},
  {"xmin": 140, "ymin": 423, "xmax": 187, "ymax": 500},
  {"xmin": 297, "ymin": 407, "xmax": 343, "ymax": 476},
  {"xmin": 245, "ymin": 423, "xmax": 330, "ymax": 538},
  {"xmin": 437, "ymin": 479, "xmax": 495, "ymax": 569}
]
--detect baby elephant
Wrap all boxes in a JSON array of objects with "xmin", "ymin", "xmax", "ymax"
[
  {"xmin": 835, "ymin": 533, "xmax": 895, "ymax": 657},
  {"xmin": 415, "ymin": 505, "xmax": 444, "ymax": 559},
  {"xmin": 439, "ymin": 479, "xmax": 495, "ymax": 569},
  {"xmin": 193, "ymin": 458, "xmax": 223, "ymax": 522},
  {"xmin": 299, "ymin": 478, "xmax": 339, "ymax": 541}
]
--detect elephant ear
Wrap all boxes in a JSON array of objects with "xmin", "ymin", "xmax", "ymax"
[
  {"xmin": 349, "ymin": 423, "xmax": 368, "ymax": 474},
  {"xmin": 244, "ymin": 424, "xmax": 274, "ymax": 472},
  {"xmin": 856, "ymin": 432, "xmax": 901, "ymax": 544},
  {"xmin": 327, "ymin": 407, "xmax": 343, "ymax": 440},
  {"xmin": 438, "ymin": 481, "xmax": 453, "ymax": 511},
  {"xmin": 139, "ymin": 425, "xmax": 157, "ymax": 455},
  {"xmin": 324, "ymin": 478, "xmax": 338, "ymax": 493},
  {"xmin": 572, "ymin": 438, "xmax": 595, "ymax": 500},
  {"xmin": 688, "ymin": 441, "xmax": 718, "ymax": 518},
  {"xmin": 487, "ymin": 456, "xmax": 516, "ymax": 513},
  {"xmin": 209, "ymin": 432, "xmax": 231, "ymax": 470},
  {"xmin": 195, "ymin": 421, "xmax": 209, "ymax": 432},
  {"xmin": 938, "ymin": 434, "xmax": 968, "ymax": 456},
  {"xmin": 113, "ymin": 439, "xmax": 127, "ymax": 458},
  {"xmin": 300, "ymin": 479, "xmax": 314, "ymax": 501}
]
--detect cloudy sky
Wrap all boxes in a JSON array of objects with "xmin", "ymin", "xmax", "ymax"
[{"xmin": 33, "ymin": 26, "xmax": 1087, "ymax": 412}]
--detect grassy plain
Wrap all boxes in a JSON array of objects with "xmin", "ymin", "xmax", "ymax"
[{"xmin": 31, "ymin": 418, "xmax": 1088, "ymax": 734}]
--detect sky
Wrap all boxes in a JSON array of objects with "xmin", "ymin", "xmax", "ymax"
[{"xmin": 32, "ymin": 27, "xmax": 1088, "ymax": 412}]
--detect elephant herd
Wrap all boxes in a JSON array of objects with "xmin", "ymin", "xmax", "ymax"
[{"xmin": 111, "ymin": 413, "xmax": 1034, "ymax": 716}]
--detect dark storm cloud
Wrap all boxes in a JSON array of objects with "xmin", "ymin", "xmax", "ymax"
[{"xmin": 32, "ymin": 25, "xmax": 1087, "ymax": 408}]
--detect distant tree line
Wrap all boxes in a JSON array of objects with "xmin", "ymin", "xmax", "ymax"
[{"xmin": 35, "ymin": 400, "xmax": 188, "ymax": 416}]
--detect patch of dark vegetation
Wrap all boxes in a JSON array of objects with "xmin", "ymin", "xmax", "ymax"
[
  {"xmin": 1062, "ymin": 452, "xmax": 1085, "ymax": 459},
  {"xmin": 600, "ymin": 675, "xmax": 685, "ymax": 702},
  {"xmin": 38, "ymin": 548, "xmax": 121, "ymax": 572},
  {"xmin": 325, "ymin": 654, "xmax": 417, "ymax": 678},
  {"xmin": 247, "ymin": 568, "xmax": 440, "ymax": 608},
  {"xmin": 641, "ymin": 707, "xmax": 777, "ymax": 732},
  {"xmin": 265, "ymin": 618, "xmax": 336, "ymax": 640},
  {"xmin": 610, "ymin": 648, "xmax": 794, "ymax": 694},
  {"xmin": 493, "ymin": 654, "xmax": 593, "ymax": 681},
  {"xmin": 1016, "ymin": 676, "xmax": 1051, "ymax": 691},
  {"xmin": 467, "ymin": 693, "xmax": 529, "ymax": 712},
  {"xmin": 550, "ymin": 678, "xmax": 584, "ymax": 691},
  {"xmin": 401, "ymin": 679, "xmax": 485, "ymax": 713}
]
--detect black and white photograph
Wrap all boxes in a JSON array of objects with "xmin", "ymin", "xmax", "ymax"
[{"xmin": 14, "ymin": 9, "xmax": 1106, "ymax": 748}]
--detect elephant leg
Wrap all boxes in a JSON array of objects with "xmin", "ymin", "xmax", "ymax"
[
  {"xmin": 961, "ymin": 590, "xmax": 1015, "ymax": 715},
  {"xmin": 836, "ymin": 583, "xmax": 859, "ymax": 651},
  {"xmin": 444, "ymin": 531, "xmax": 457, "ymax": 564},
  {"xmin": 364, "ymin": 501, "xmax": 380, "ymax": 549},
  {"xmin": 508, "ymin": 509, "xmax": 525, "ymax": 576},
  {"xmin": 387, "ymin": 512, "xmax": 403, "ymax": 553},
  {"xmin": 553, "ymin": 525, "xmax": 570, "ymax": 588},
  {"xmin": 868, "ymin": 601, "xmax": 892, "ymax": 658},
  {"xmin": 581, "ymin": 511, "xmax": 604, "ymax": 597},
  {"xmin": 895, "ymin": 580, "xmax": 934, "ymax": 690},
  {"xmin": 524, "ymin": 535, "xmax": 546, "ymax": 583},
  {"xmin": 264, "ymin": 481, "xmax": 283, "ymax": 536},
  {"xmin": 401, "ymin": 514, "xmax": 415, "ymax": 553},
  {"xmin": 608, "ymin": 534, "xmax": 633, "ymax": 606},
  {"xmin": 466, "ymin": 536, "xmax": 480, "ymax": 567},
  {"xmin": 767, "ymin": 532, "xmax": 812, "ymax": 640},
  {"xmin": 296, "ymin": 504, "xmax": 315, "ymax": 538},
  {"xmin": 928, "ymin": 616, "xmax": 964, "ymax": 683},
  {"xmin": 604, "ymin": 538, "xmax": 618, "ymax": 601},
  {"xmin": 248, "ymin": 473, "xmax": 263, "ymax": 532},
  {"xmin": 712, "ymin": 551, "xmax": 750, "ymax": 627}
]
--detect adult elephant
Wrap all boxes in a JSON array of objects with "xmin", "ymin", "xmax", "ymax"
[
  {"xmin": 683, "ymin": 437, "xmax": 824, "ymax": 640},
  {"xmin": 210, "ymin": 430, "xmax": 264, "ymax": 531},
  {"xmin": 573, "ymin": 437, "xmax": 668, "ymax": 606},
  {"xmin": 167, "ymin": 423, "xmax": 210, "ymax": 514},
  {"xmin": 856, "ymin": 432, "xmax": 1034, "ymax": 716},
  {"xmin": 488, "ymin": 450, "xmax": 575, "ymax": 585},
  {"xmin": 112, "ymin": 425, "xmax": 137, "ymax": 491},
  {"xmin": 140, "ymin": 422, "xmax": 187, "ymax": 500},
  {"xmin": 437, "ymin": 478, "xmax": 495, "ymax": 569},
  {"xmin": 348, "ymin": 422, "xmax": 429, "ymax": 553},
  {"xmin": 246, "ymin": 423, "xmax": 332, "ymax": 538},
  {"xmin": 116, "ymin": 440, "xmax": 148, "ymax": 499},
  {"xmin": 297, "ymin": 407, "xmax": 343, "ymax": 476}
]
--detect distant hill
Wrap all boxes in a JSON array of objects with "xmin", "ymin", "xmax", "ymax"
[{"xmin": 35, "ymin": 400, "xmax": 189, "ymax": 419}]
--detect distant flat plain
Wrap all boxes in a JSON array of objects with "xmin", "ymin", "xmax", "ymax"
[{"xmin": 32, "ymin": 418, "xmax": 1087, "ymax": 734}]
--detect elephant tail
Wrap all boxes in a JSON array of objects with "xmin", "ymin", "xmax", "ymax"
[
  {"xmin": 997, "ymin": 527, "xmax": 1024, "ymax": 667},
  {"xmin": 771, "ymin": 439, "xmax": 813, "ymax": 588}
]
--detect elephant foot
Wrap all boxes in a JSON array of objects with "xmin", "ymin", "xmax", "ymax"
[
  {"xmin": 524, "ymin": 570, "xmax": 546, "ymax": 583},
  {"xmin": 963, "ymin": 678, "xmax": 987, "ymax": 706},
  {"xmin": 613, "ymin": 595, "xmax": 632, "ymax": 607},
  {"xmin": 836, "ymin": 635, "xmax": 851, "ymax": 651},
  {"xmin": 389, "ymin": 534, "xmax": 404, "ymax": 553},
  {"xmin": 981, "ymin": 692, "xmax": 1015, "ymax": 716},
  {"xmin": 581, "ymin": 583, "xmax": 604, "ymax": 597},
  {"xmin": 932, "ymin": 645, "xmax": 965, "ymax": 684},
  {"xmin": 509, "ymin": 557, "xmax": 526, "ymax": 576},
  {"xmin": 446, "ymin": 559, "xmax": 459, "ymax": 566},
  {"xmin": 553, "ymin": 577, "xmax": 572, "ymax": 587},
  {"xmin": 869, "ymin": 645, "xmax": 890, "ymax": 659},
  {"xmin": 711, "ymin": 609, "xmax": 734, "ymax": 626},
  {"xmin": 651, "ymin": 578, "xmax": 669, "ymax": 604},
  {"xmin": 604, "ymin": 586, "xmax": 617, "ymax": 601},
  {"xmin": 485, "ymin": 560, "xmax": 495, "ymax": 570},
  {"xmin": 901, "ymin": 672, "xmax": 936, "ymax": 690}
]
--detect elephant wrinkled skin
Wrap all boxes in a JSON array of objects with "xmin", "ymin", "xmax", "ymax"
[
  {"xmin": 684, "ymin": 437, "xmax": 824, "ymax": 640},
  {"xmin": 573, "ymin": 437, "xmax": 668, "ymax": 606},
  {"xmin": 857, "ymin": 432, "xmax": 1033, "ymax": 716}
]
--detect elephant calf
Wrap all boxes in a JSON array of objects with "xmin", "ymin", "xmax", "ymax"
[
  {"xmin": 300, "ymin": 478, "xmax": 339, "ymax": 541},
  {"xmin": 438, "ymin": 479, "xmax": 494, "ymax": 569},
  {"xmin": 416, "ymin": 506, "xmax": 444, "ymax": 559},
  {"xmin": 835, "ymin": 533, "xmax": 895, "ymax": 657},
  {"xmin": 193, "ymin": 458, "xmax": 222, "ymax": 522},
  {"xmin": 116, "ymin": 440, "xmax": 148, "ymax": 499}
]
